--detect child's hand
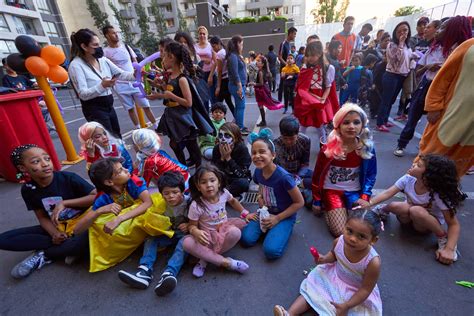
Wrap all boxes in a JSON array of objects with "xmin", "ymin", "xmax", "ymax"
[
  {"xmin": 104, "ymin": 217, "xmax": 122, "ymax": 235},
  {"xmin": 330, "ymin": 302, "xmax": 349, "ymax": 316},
  {"xmin": 436, "ymin": 247, "xmax": 456, "ymax": 265},
  {"xmin": 355, "ymin": 199, "xmax": 371, "ymax": 209},
  {"xmin": 146, "ymin": 91, "xmax": 164, "ymax": 100},
  {"xmin": 317, "ymin": 253, "xmax": 332, "ymax": 264},
  {"xmin": 178, "ymin": 223, "xmax": 189, "ymax": 233},
  {"xmin": 99, "ymin": 203, "xmax": 122, "ymax": 215},
  {"xmin": 261, "ymin": 214, "xmax": 280, "ymax": 230},
  {"xmin": 85, "ymin": 139, "xmax": 96, "ymax": 157},
  {"xmin": 245, "ymin": 212, "xmax": 258, "ymax": 222},
  {"xmin": 192, "ymin": 228, "xmax": 210, "ymax": 246},
  {"xmin": 51, "ymin": 201, "xmax": 66, "ymax": 226},
  {"xmin": 52, "ymin": 231, "xmax": 68, "ymax": 245}
]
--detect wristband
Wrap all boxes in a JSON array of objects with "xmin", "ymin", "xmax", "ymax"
[
  {"xmin": 240, "ymin": 209, "xmax": 249, "ymax": 219},
  {"xmin": 360, "ymin": 194, "xmax": 370, "ymax": 201}
]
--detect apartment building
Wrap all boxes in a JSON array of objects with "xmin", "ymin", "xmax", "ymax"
[
  {"xmin": 227, "ymin": 0, "xmax": 316, "ymax": 25},
  {"xmin": 0, "ymin": 0, "xmax": 70, "ymax": 61}
]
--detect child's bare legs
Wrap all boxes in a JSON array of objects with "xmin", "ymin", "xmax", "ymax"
[
  {"xmin": 384, "ymin": 201, "xmax": 411, "ymax": 224},
  {"xmin": 325, "ymin": 208, "xmax": 347, "ymax": 237},
  {"xmin": 274, "ymin": 296, "xmax": 310, "ymax": 316},
  {"xmin": 385, "ymin": 202, "xmax": 445, "ymax": 235}
]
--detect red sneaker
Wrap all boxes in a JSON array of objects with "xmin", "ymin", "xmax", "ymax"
[
  {"xmin": 385, "ymin": 122, "xmax": 394, "ymax": 127},
  {"xmin": 377, "ymin": 125, "xmax": 390, "ymax": 132}
]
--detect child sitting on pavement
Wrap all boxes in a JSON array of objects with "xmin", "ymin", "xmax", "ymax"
[
  {"xmin": 198, "ymin": 102, "xmax": 227, "ymax": 160},
  {"xmin": 118, "ymin": 171, "xmax": 190, "ymax": 296},
  {"xmin": 274, "ymin": 116, "xmax": 313, "ymax": 208}
]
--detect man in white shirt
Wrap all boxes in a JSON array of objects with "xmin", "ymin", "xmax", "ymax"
[{"xmin": 102, "ymin": 25, "xmax": 158, "ymax": 129}]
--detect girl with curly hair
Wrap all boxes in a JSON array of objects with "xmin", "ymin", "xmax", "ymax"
[
  {"xmin": 361, "ymin": 154, "xmax": 463, "ymax": 265},
  {"xmin": 312, "ymin": 103, "xmax": 377, "ymax": 237},
  {"xmin": 148, "ymin": 42, "xmax": 214, "ymax": 168}
]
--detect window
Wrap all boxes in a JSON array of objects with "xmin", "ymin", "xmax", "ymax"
[
  {"xmin": 44, "ymin": 21, "xmax": 58, "ymax": 37},
  {"xmin": 166, "ymin": 18, "xmax": 175, "ymax": 27},
  {"xmin": 35, "ymin": 0, "xmax": 51, "ymax": 14},
  {"xmin": 249, "ymin": 9, "xmax": 260, "ymax": 16},
  {"xmin": 283, "ymin": 6, "xmax": 289, "ymax": 14},
  {"xmin": 13, "ymin": 17, "xmax": 39, "ymax": 35},
  {"xmin": 0, "ymin": 14, "xmax": 10, "ymax": 32},
  {"xmin": 161, "ymin": 4, "xmax": 172, "ymax": 12},
  {"xmin": 292, "ymin": 5, "xmax": 300, "ymax": 15},
  {"xmin": 147, "ymin": 7, "xmax": 153, "ymax": 15},
  {"xmin": 0, "ymin": 40, "xmax": 18, "ymax": 53}
]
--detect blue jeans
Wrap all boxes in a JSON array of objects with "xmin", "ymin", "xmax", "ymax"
[
  {"xmin": 297, "ymin": 167, "xmax": 313, "ymax": 189},
  {"xmin": 228, "ymin": 81, "xmax": 246, "ymax": 129},
  {"xmin": 204, "ymin": 71, "xmax": 218, "ymax": 104},
  {"xmin": 241, "ymin": 215, "xmax": 296, "ymax": 259},
  {"xmin": 339, "ymin": 84, "xmax": 360, "ymax": 104},
  {"xmin": 377, "ymin": 72, "xmax": 406, "ymax": 126},
  {"xmin": 139, "ymin": 231, "xmax": 187, "ymax": 276}
]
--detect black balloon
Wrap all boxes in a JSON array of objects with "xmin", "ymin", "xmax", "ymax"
[
  {"xmin": 6, "ymin": 53, "xmax": 28, "ymax": 73},
  {"xmin": 15, "ymin": 35, "xmax": 41, "ymax": 57}
]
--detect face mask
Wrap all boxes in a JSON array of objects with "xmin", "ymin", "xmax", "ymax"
[
  {"xmin": 92, "ymin": 47, "xmax": 104, "ymax": 59},
  {"xmin": 218, "ymin": 131, "xmax": 234, "ymax": 145}
]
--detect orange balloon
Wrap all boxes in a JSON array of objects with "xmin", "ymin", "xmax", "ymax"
[
  {"xmin": 41, "ymin": 45, "xmax": 66, "ymax": 66},
  {"xmin": 47, "ymin": 65, "xmax": 68, "ymax": 83},
  {"xmin": 25, "ymin": 56, "xmax": 50, "ymax": 76}
]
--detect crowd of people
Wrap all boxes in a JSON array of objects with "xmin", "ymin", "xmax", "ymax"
[{"xmin": 0, "ymin": 14, "xmax": 473, "ymax": 316}]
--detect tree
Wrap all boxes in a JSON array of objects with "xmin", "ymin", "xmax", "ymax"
[
  {"xmin": 311, "ymin": 0, "xmax": 350, "ymax": 24},
  {"xmin": 134, "ymin": 1, "xmax": 158, "ymax": 55},
  {"xmin": 177, "ymin": 7, "xmax": 187, "ymax": 31},
  {"xmin": 150, "ymin": 0, "xmax": 167, "ymax": 39},
  {"xmin": 394, "ymin": 5, "xmax": 423, "ymax": 17},
  {"xmin": 86, "ymin": 0, "xmax": 110, "ymax": 31},
  {"xmin": 108, "ymin": 1, "xmax": 134, "ymax": 44}
]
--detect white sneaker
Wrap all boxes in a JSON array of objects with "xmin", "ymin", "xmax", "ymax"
[
  {"xmin": 437, "ymin": 236, "xmax": 459, "ymax": 261},
  {"xmin": 393, "ymin": 147, "xmax": 405, "ymax": 157},
  {"xmin": 11, "ymin": 251, "xmax": 52, "ymax": 279}
]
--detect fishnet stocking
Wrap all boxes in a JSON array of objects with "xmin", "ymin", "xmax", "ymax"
[{"xmin": 325, "ymin": 208, "xmax": 347, "ymax": 237}]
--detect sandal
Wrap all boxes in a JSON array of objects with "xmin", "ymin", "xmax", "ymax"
[{"xmin": 273, "ymin": 305, "xmax": 289, "ymax": 316}]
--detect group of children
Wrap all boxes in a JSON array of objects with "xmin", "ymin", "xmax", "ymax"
[{"xmin": 0, "ymin": 35, "xmax": 466, "ymax": 315}]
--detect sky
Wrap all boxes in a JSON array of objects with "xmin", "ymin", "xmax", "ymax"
[{"xmin": 345, "ymin": 0, "xmax": 455, "ymax": 22}]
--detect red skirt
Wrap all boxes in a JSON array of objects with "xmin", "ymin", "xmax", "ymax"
[
  {"xmin": 255, "ymin": 84, "xmax": 284, "ymax": 110},
  {"xmin": 294, "ymin": 86, "xmax": 339, "ymax": 128}
]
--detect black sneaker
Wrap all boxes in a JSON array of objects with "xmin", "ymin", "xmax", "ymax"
[
  {"xmin": 118, "ymin": 265, "xmax": 153, "ymax": 289},
  {"xmin": 154, "ymin": 271, "xmax": 177, "ymax": 296}
]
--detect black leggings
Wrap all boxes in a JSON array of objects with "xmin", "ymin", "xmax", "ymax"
[
  {"xmin": 0, "ymin": 225, "xmax": 89, "ymax": 260},
  {"xmin": 170, "ymin": 138, "xmax": 202, "ymax": 167},
  {"xmin": 81, "ymin": 94, "xmax": 121, "ymax": 138},
  {"xmin": 216, "ymin": 77, "xmax": 235, "ymax": 116}
]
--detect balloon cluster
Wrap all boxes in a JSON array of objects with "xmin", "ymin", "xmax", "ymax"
[
  {"xmin": 6, "ymin": 35, "xmax": 68, "ymax": 84},
  {"xmin": 132, "ymin": 51, "xmax": 160, "ymax": 98}
]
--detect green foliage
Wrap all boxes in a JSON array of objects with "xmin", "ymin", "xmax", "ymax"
[
  {"xmin": 150, "ymin": 0, "xmax": 167, "ymax": 39},
  {"xmin": 177, "ymin": 7, "xmax": 187, "ymax": 31},
  {"xmin": 86, "ymin": 0, "xmax": 110, "ymax": 30},
  {"xmin": 229, "ymin": 18, "xmax": 242, "ymax": 24},
  {"xmin": 311, "ymin": 0, "xmax": 349, "ymax": 23},
  {"xmin": 241, "ymin": 17, "xmax": 256, "ymax": 23},
  {"xmin": 134, "ymin": 1, "xmax": 158, "ymax": 56},
  {"xmin": 108, "ymin": 1, "xmax": 134, "ymax": 44},
  {"xmin": 274, "ymin": 16, "xmax": 288, "ymax": 21},
  {"xmin": 258, "ymin": 16, "xmax": 271, "ymax": 22},
  {"xmin": 394, "ymin": 5, "xmax": 423, "ymax": 17}
]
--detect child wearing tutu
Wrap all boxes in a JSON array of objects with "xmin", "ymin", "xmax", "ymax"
[
  {"xmin": 360, "ymin": 154, "xmax": 463, "ymax": 265},
  {"xmin": 294, "ymin": 41, "xmax": 339, "ymax": 144},
  {"xmin": 312, "ymin": 104, "xmax": 377, "ymax": 237},
  {"xmin": 132, "ymin": 128, "xmax": 189, "ymax": 188},
  {"xmin": 253, "ymin": 55, "xmax": 283, "ymax": 127},
  {"xmin": 78, "ymin": 121, "xmax": 133, "ymax": 172},
  {"xmin": 182, "ymin": 164, "xmax": 250, "ymax": 278},
  {"xmin": 274, "ymin": 209, "xmax": 383, "ymax": 316}
]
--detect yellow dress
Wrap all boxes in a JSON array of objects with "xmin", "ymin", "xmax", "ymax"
[{"xmin": 88, "ymin": 192, "xmax": 173, "ymax": 272}]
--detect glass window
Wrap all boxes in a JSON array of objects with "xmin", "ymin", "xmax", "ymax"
[
  {"xmin": 0, "ymin": 40, "xmax": 18, "ymax": 53},
  {"xmin": 0, "ymin": 14, "xmax": 10, "ymax": 32},
  {"xmin": 44, "ymin": 21, "xmax": 58, "ymax": 37},
  {"xmin": 6, "ymin": 40, "xmax": 18, "ymax": 52},
  {"xmin": 35, "ymin": 0, "xmax": 51, "ymax": 14},
  {"xmin": 166, "ymin": 19, "xmax": 175, "ymax": 27},
  {"xmin": 249, "ymin": 9, "xmax": 260, "ymax": 16},
  {"xmin": 22, "ymin": 19, "xmax": 38, "ymax": 35},
  {"xmin": 292, "ymin": 5, "xmax": 300, "ymax": 15},
  {"xmin": 147, "ymin": 7, "xmax": 152, "ymax": 15},
  {"xmin": 0, "ymin": 40, "xmax": 9, "ymax": 53},
  {"xmin": 283, "ymin": 6, "xmax": 289, "ymax": 14}
]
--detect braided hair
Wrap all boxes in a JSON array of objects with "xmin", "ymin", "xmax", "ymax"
[
  {"xmin": 348, "ymin": 209, "xmax": 383, "ymax": 237},
  {"xmin": 10, "ymin": 144, "xmax": 40, "ymax": 181},
  {"xmin": 419, "ymin": 154, "xmax": 463, "ymax": 216},
  {"xmin": 165, "ymin": 41, "xmax": 196, "ymax": 78}
]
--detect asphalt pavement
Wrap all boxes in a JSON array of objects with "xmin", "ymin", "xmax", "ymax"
[{"xmin": 0, "ymin": 89, "xmax": 472, "ymax": 315}]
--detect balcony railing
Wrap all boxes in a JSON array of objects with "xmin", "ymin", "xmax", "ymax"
[{"xmin": 119, "ymin": 10, "xmax": 134, "ymax": 19}]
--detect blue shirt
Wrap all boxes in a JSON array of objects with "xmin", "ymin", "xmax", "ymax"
[
  {"xmin": 227, "ymin": 53, "xmax": 247, "ymax": 86},
  {"xmin": 93, "ymin": 175, "xmax": 147, "ymax": 210},
  {"xmin": 253, "ymin": 165, "xmax": 296, "ymax": 215},
  {"xmin": 345, "ymin": 66, "xmax": 363, "ymax": 87}
]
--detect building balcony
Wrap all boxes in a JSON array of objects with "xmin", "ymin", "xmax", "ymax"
[
  {"xmin": 185, "ymin": 8, "xmax": 196, "ymax": 18},
  {"xmin": 119, "ymin": 9, "xmax": 134, "ymax": 19},
  {"xmin": 129, "ymin": 25, "xmax": 140, "ymax": 34},
  {"xmin": 245, "ymin": 2, "xmax": 262, "ymax": 11}
]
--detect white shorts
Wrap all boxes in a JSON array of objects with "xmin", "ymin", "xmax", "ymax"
[{"xmin": 114, "ymin": 82, "xmax": 150, "ymax": 110}]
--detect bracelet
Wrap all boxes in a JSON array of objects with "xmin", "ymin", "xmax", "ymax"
[{"xmin": 240, "ymin": 209, "xmax": 250, "ymax": 219}]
